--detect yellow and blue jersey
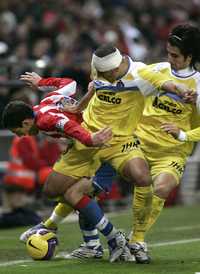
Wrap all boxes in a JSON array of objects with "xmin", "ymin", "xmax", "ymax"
[
  {"xmin": 136, "ymin": 62, "xmax": 200, "ymax": 157},
  {"xmin": 83, "ymin": 58, "xmax": 171, "ymax": 137}
]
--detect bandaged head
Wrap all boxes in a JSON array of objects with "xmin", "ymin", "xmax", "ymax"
[{"xmin": 92, "ymin": 48, "xmax": 123, "ymax": 72}]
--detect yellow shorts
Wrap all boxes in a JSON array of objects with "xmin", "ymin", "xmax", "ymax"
[
  {"xmin": 53, "ymin": 135, "xmax": 145, "ymax": 178},
  {"xmin": 144, "ymin": 151, "xmax": 187, "ymax": 184}
]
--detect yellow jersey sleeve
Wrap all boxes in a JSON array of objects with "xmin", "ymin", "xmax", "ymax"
[
  {"xmin": 186, "ymin": 127, "xmax": 200, "ymax": 142},
  {"xmin": 185, "ymin": 108, "xmax": 200, "ymax": 141},
  {"xmin": 133, "ymin": 63, "xmax": 173, "ymax": 96},
  {"xmin": 181, "ymin": 109, "xmax": 200, "ymax": 142}
]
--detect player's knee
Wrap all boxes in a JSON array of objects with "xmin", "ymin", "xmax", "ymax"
[
  {"xmin": 154, "ymin": 184, "xmax": 172, "ymax": 199},
  {"xmin": 81, "ymin": 178, "xmax": 93, "ymax": 195},
  {"xmin": 64, "ymin": 186, "xmax": 77, "ymax": 204},
  {"xmin": 65, "ymin": 179, "xmax": 93, "ymax": 204},
  {"xmin": 134, "ymin": 173, "xmax": 151, "ymax": 187},
  {"xmin": 123, "ymin": 160, "xmax": 151, "ymax": 187},
  {"xmin": 73, "ymin": 178, "xmax": 93, "ymax": 195},
  {"xmin": 67, "ymin": 179, "xmax": 91, "ymax": 197},
  {"xmin": 64, "ymin": 187, "xmax": 72, "ymax": 201}
]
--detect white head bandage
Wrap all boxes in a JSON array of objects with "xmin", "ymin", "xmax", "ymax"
[{"xmin": 92, "ymin": 48, "xmax": 123, "ymax": 72}]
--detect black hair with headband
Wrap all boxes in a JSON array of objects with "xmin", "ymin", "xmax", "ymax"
[
  {"xmin": 168, "ymin": 24, "xmax": 200, "ymax": 69},
  {"xmin": 94, "ymin": 44, "xmax": 117, "ymax": 58}
]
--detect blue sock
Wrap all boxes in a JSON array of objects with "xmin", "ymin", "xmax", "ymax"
[
  {"xmin": 79, "ymin": 212, "xmax": 100, "ymax": 247},
  {"xmin": 75, "ymin": 196, "xmax": 116, "ymax": 240}
]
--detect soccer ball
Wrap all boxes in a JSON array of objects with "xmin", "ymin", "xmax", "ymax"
[{"xmin": 26, "ymin": 229, "xmax": 58, "ymax": 260}]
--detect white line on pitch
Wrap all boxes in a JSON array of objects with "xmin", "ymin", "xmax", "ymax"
[
  {"xmin": 149, "ymin": 238, "xmax": 200, "ymax": 247},
  {"xmin": 1, "ymin": 237, "xmax": 200, "ymax": 267}
]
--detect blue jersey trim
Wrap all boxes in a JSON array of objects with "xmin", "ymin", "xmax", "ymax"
[
  {"xmin": 160, "ymin": 91, "xmax": 183, "ymax": 102},
  {"xmin": 95, "ymin": 85, "xmax": 139, "ymax": 92},
  {"xmin": 171, "ymin": 70, "xmax": 197, "ymax": 78}
]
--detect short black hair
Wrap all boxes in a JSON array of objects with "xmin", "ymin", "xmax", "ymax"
[
  {"xmin": 2, "ymin": 100, "xmax": 34, "ymax": 129},
  {"xmin": 94, "ymin": 44, "xmax": 117, "ymax": 58},
  {"xmin": 168, "ymin": 24, "xmax": 200, "ymax": 68}
]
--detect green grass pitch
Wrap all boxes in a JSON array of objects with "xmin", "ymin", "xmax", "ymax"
[{"xmin": 0, "ymin": 205, "xmax": 200, "ymax": 274}]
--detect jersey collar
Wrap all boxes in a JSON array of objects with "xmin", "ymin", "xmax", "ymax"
[{"xmin": 172, "ymin": 66, "xmax": 196, "ymax": 78}]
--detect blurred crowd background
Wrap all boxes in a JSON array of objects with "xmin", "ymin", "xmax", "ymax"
[
  {"xmin": 0, "ymin": 0, "xmax": 200, "ymax": 228},
  {"xmin": 0, "ymin": 0, "xmax": 200, "ymax": 117}
]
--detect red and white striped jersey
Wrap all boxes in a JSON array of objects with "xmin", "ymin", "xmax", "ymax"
[{"xmin": 33, "ymin": 77, "xmax": 92, "ymax": 146}]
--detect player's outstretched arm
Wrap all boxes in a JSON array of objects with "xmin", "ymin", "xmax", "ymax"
[
  {"xmin": 20, "ymin": 72, "xmax": 42, "ymax": 90},
  {"xmin": 53, "ymin": 115, "xmax": 112, "ymax": 147},
  {"xmin": 135, "ymin": 64, "xmax": 195, "ymax": 97},
  {"xmin": 65, "ymin": 123, "xmax": 112, "ymax": 147},
  {"xmin": 161, "ymin": 81, "xmax": 195, "ymax": 98},
  {"xmin": 61, "ymin": 81, "xmax": 95, "ymax": 113}
]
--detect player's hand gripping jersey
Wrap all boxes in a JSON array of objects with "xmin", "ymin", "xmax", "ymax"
[
  {"xmin": 33, "ymin": 77, "xmax": 93, "ymax": 145},
  {"xmin": 135, "ymin": 62, "xmax": 200, "ymax": 158}
]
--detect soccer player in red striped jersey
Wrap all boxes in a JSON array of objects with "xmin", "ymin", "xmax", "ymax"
[
  {"xmin": 2, "ymin": 72, "xmax": 112, "ymax": 146},
  {"xmin": 2, "ymin": 73, "xmax": 130, "ymax": 263}
]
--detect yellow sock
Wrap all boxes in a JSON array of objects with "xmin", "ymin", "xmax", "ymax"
[
  {"xmin": 44, "ymin": 203, "xmax": 73, "ymax": 229},
  {"xmin": 130, "ymin": 185, "xmax": 153, "ymax": 244},
  {"xmin": 146, "ymin": 194, "xmax": 165, "ymax": 232}
]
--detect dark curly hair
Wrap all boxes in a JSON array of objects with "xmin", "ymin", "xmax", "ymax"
[
  {"xmin": 168, "ymin": 24, "xmax": 200, "ymax": 69},
  {"xmin": 2, "ymin": 101, "xmax": 34, "ymax": 129}
]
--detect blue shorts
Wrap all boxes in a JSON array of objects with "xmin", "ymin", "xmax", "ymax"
[{"xmin": 92, "ymin": 163, "xmax": 116, "ymax": 194}]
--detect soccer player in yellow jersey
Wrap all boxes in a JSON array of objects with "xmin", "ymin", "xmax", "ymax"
[
  {"xmin": 126, "ymin": 24, "xmax": 200, "ymax": 262},
  {"xmin": 48, "ymin": 44, "xmax": 190, "ymax": 260},
  {"xmin": 64, "ymin": 25, "xmax": 200, "ymax": 262},
  {"xmin": 18, "ymin": 38, "xmax": 193, "ymax": 262}
]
